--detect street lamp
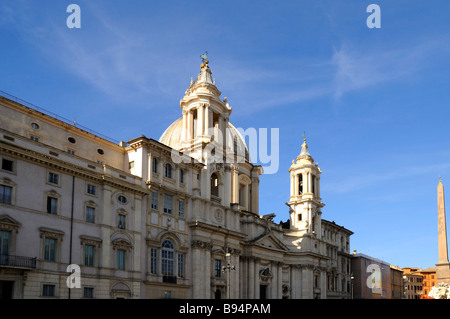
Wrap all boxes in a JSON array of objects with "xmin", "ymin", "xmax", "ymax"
[
  {"xmin": 350, "ymin": 273, "xmax": 354, "ymax": 299},
  {"xmin": 222, "ymin": 252, "xmax": 235, "ymax": 299}
]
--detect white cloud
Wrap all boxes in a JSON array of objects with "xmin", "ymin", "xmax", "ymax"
[
  {"xmin": 323, "ymin": 161, "xmax": 450, "ymax": 195},
  {"xmin": 330, "ymin": 38, "xmax": 446, "ymax": 100}
]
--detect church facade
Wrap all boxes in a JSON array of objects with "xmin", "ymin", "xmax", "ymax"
[{"xmin": 0, "ymin": 59, "xmax": 353, "ymax": 299}]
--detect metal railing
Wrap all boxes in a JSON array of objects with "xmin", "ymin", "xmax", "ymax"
[
  {"xmin": 0, "ymin": 254, "xmax": 37, "ymax": 269},
  {"xmin": 0, "ymin": 90, "xmax": 120, "ymax": 145}
]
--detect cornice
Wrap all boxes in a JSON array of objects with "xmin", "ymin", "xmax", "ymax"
[
  {"xmin": 188, "ymin": 220, "xmax": 247, "ymax": 239},
  {"xmin": 0, "ymin": 140, "xmax": 148, "ymax": 196}
]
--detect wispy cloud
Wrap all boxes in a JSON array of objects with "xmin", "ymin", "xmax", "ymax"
[
  {"xmin": 323, "ymin": 161, "xmax": 450, "ymax": 194},
  {"xmin": 330, "ymin": 37, "xmax": 447, "ymax": 101}
]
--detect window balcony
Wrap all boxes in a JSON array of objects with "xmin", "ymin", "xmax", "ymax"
[
  {"xmin": 0, "ymin": 254, "xmax": 37, "ymax": 269},
  {"xmin": 162, "ymin": 275, "xmax": 177, "ymax": 284}
]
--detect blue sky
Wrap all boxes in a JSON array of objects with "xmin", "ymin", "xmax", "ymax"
[{"xmin": 1, "ymin": 0, "xmax": 450, "ymax": 269}]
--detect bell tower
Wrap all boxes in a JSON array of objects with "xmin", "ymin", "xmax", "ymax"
[{"xmin": 287, "ymin": 136, "xmax": 324, "ymax": 235}]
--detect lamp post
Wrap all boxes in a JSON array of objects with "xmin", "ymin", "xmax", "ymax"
[
  {"xmin": 350, "ymin": 273, "xmax": 354, "ymax": 299},
  {"xmin": 222, "ymin": 252, "xmax": 235, "ymax": 299}
]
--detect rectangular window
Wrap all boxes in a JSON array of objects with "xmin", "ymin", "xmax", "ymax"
[
  {"xmin": 165, "ymin": 164, "xmax": 172, "ymax": 178},
  {"xmin": 30, "ymin": 135, "xmax": 40, "ymax": 142},
  {"xmin": 42, "ymin": 284, "xmax": 55, "ymax": 297},
  {"xmin": 83, "ymin": 287, "xmax": 94, "ymax": 298},
  {"xmin": 117, "ymin": 250, "xmax": 125, "ymax": 270},
  {"xmin": 180, "ymin": 169, "xmax": 184, "ymax": 183},
  {"xmin": 178, "ymin": 253, "xmax": 184, "ymax": 278},
  {"xmin": 44, "ymin": 238, "xmax": 56, "ymax": 261},
  {"xmin": 87, "ymin": 184, "xmax": 96, "ymax": 195},
  {"xmin": 162, "ymin": 248, "xmax": 174, "ymax": 276},
  {"xmin": 1, "ymin": 159, "xmax": 14, "ymax": 172},
  {"xmin": 0, "ymin": 185, "xmax": 12, "ymax": 204},
  {"xmin": 178, "ymin": 200, "xmax": 184, "ymax": 218},
  {"xmin": 46, "ymin": 197, "xmax": 58, "ymax": 215},
  {"xmin": 151, "ymin": 191, "xmax": 158, "ymax": 210},
  {"xmin": 128, "ymin": 161, "xmax": 134, "ymax": 169},
  {"xmin": 0, "ymin": 231, "xmax": 11, "ymax": 255},
  {"xmin": 118, "ymin": 214, "xmax": 126, "ymax": 229},
  {"xmin": 164, "ymin": 194, "xmax": 173, "ymax": 214},
  {"xmin": 48, "ymin": 172, "xmax": 59, "ymax": 185},
  {"xmin": 84, "ymin": 245, "xmax": 95, "ymax": 267},
  {"xmin": 86, "ymin": 207, "xmax": 95, "ymax": 223},
  {"xmin": 67, "ymin": 148, "xmax": 76, "ymax": 155},
  {"xmin": 150, "ymin": 248, "xmax": 158, "ymax": 274},
  {"xmin": 214, "ymin": 259, "xmax": 222, "ymax": 277},
  {"xmin": 152, "ymin": 158, "xmax": 158, "ymax": 173}
]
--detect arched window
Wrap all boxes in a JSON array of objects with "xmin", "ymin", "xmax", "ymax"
[
  {"xmin": 161, "ymin": 240, "xmax": 174, "ymax": 276},
  {"xmin": 165, "ymin": 164, "xmax": 172, "ymax": 178},
  {"xmin": 312, "ymin": 175, "xmax": 316, "ymax": 195},
  {"xmin": 210, "ymin": 173, "xmax": 219, "ymax": 197},
  {"xmin": 298, "ymin": 174, "xmax": 303, "ymax": 195}
]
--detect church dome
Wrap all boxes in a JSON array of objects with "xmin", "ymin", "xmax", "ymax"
[{"xmin": 159, "ymin": 118, "xmax": 250, "ymax": 161}]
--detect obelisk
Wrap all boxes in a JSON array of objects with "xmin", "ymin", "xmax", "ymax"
[{"xmin": 436, "ymin": 177, "xmax": 450, "ymax": 284}]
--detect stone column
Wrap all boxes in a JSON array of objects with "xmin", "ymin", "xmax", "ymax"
[
  {"xmin": 219, "ymin": 116, "xmax": 226, "ymax": 146},
  {"xmin": 133, "ymin": 195, "xmax": 142, "ymax": 273},
  {"xmin": 192, "ymin": 246, "xmax": 201, "ymax": 298},
  {"xmin": 308, "ymin": 172, "xmax": 312, "ymax": 193},
  {"xmin": 301, "ymin": 266, "xmax": 310, "ymax": 299},
  {"xmin": 204, "ymin": 104, "xmax": 210, "ymax": 136},
  {"xmin": 100, "ymin": 185, "xmax": 112, "ymax": 269},
  {"xmin": 182, "ymin": 110, "xmax": 187, "ymax": 141},
  {"xmin": 188, "ymin": 110, "xmax": 194, "ymax": 140},
  {"xmin": 191, "ymin": 240, "xmax": 212, "ymax": 298},
  {"xmin": 197, "ymin": 104, "xmax": 204, "ymax": 138},
  {"xmin": 317, "ymin": 176, "xmax": 321, "ymax": 198},
  {"xmin": 205, "ymin": 246, "xmax": 211, "ymax": 298},
  {"xmin": 251, "ymin": 176, "xmax": 259, "ymax": 214},
  {"xmin": 223, "ymin": 165, "xmax": 231, "ymax": 207},
  {"xmin": 294, "ymin": 174, "xmax": 298, "ymax": 196},
  {"xmin": 290, "ymin": 173, "xmax": 294, "ymax": 197},
  {"xmin": 248, "ymin": 258, "xmax": 254, "ymax": 298},
  {"xmin": 277, "ymin": 263, "xmax": 282, "ymax": 298},
  {"xmin": 290, "ymin": 265, "xmax": 296, "ymax": 299},
  {"xmin": 254, "ymin": 258, "xmax": 260, "ymax": 299},
  {"xmin": 231, "ymin": 165, "xmax": 239, "ymax": 204},
  {"xmin": 147, "ymin": 152, "xmax": 152, "ymax": 182}
]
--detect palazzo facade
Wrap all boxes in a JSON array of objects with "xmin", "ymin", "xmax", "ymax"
[{"xmin": 0, "ymin": 59, "xmax": 352, "ymax": 299}]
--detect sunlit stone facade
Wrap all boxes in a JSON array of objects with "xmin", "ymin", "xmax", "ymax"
[{"xmin": 0, "ymin": 60, "xmax": 352, "ymax": 299}]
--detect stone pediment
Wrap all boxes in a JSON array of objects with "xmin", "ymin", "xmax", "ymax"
[
  {"xmin": 0, "ymin": 214, "xmax": 21, "ymax": 232},
  {"xmin": 248, "ymin": 232, "xmax": 288, "ymax": 251}
]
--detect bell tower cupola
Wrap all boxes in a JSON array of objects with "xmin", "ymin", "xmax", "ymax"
[{"xmin": 179, "ymin": 55, "xmax": 232, "ymax": 163}]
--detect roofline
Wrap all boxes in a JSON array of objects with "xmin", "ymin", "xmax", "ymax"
[
  {"xmin": 321, "ymin": 218, "xmax": 354, "ymax": 235},
  {"xmin": 0, "ymin": 90, "xmax": 123, "ymax": 147}
]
